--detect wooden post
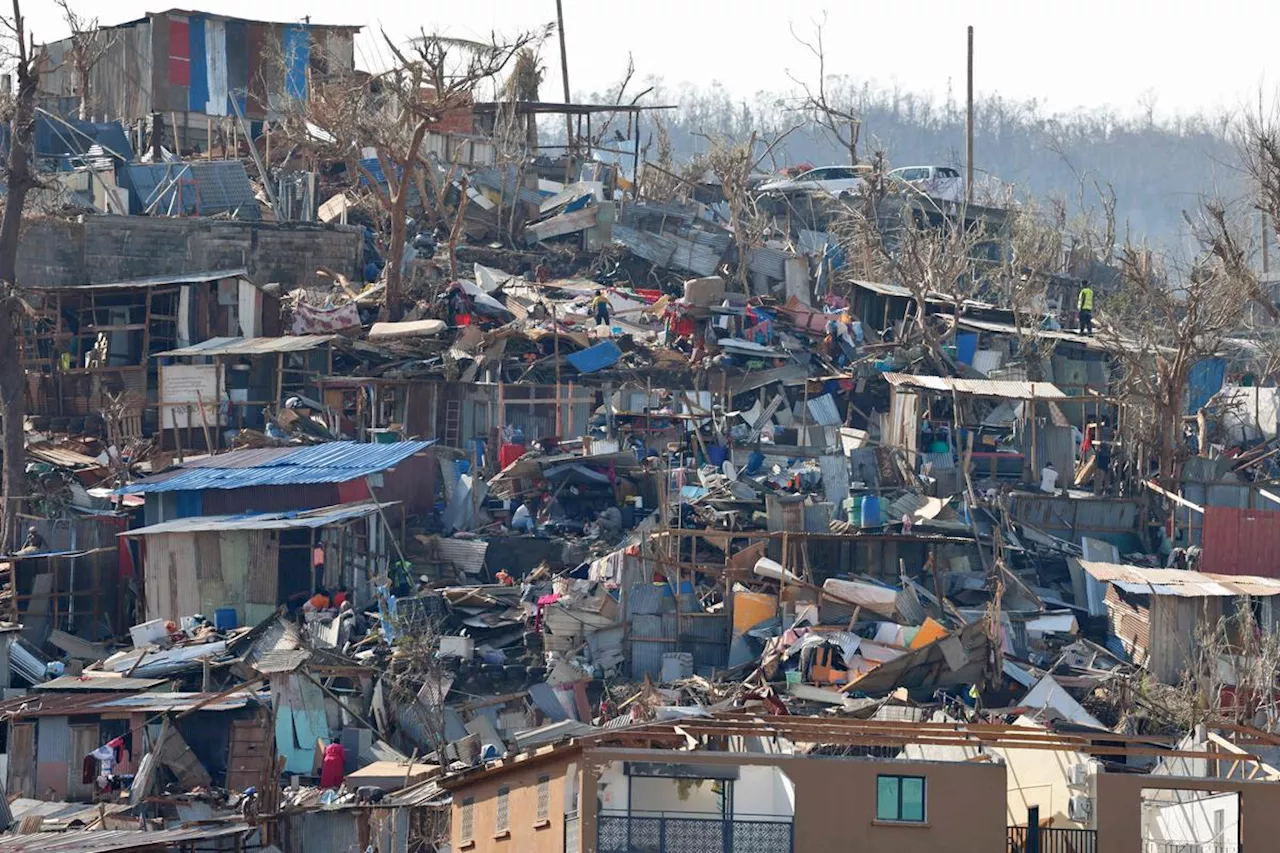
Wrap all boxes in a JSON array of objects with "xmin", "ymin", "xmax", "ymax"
[
  {"xmin": 553, "ymin": 298, "xmax": 562, "ymax": 436},
  {"xmin": 965, "ymin": 26, "xmax": 974, "ymax": 205},
  {"xmin": 1029, "ymin": 387, "xmax": 1038, "ymax": 477}
]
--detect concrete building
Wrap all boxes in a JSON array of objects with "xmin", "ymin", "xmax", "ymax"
[{"xmin": 441, "ymin": 716, "xmax": 1280, "ymax": 853}]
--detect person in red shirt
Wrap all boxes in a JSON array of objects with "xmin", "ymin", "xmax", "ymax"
[{"xmin": 320, "ymin": 741, "xmax": 347, "ymax": 789}]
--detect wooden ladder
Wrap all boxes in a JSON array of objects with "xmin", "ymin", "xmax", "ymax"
[{"xmin": 443, "ymin": 399, "xmax": 461, "ymax": 446}]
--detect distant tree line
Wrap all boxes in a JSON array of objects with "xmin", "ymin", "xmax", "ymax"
[{"xmin": 572, "ymin": 76, "xmax": 1249, "ymax": 249}]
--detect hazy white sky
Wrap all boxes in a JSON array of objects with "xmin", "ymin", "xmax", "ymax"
[{"xmin": 25, "ymin": 0, "xmax": 1277, "ymax": 118}]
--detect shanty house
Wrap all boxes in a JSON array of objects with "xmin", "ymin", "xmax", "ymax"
[
  {"xmin": 0, "ymin": 688, "xmax": 263, "ymax": 802},
  {"xmin": 121, "ymin": 501, "xmax": 395, "ymax": 626},
  {"xmin": 19, "ymin": 269, "xmax": 277, "ymax": 426},
  {"xmin": 38, "ymin": 11, "xmax": 360, "ymax": 139},
  {"xmin": 1075, "ymin": 561, "xmax": 1280, "ymax": 683},
  {"xmin": 155, "ymin": 334, "xmax": 338, "ymax": 449}
]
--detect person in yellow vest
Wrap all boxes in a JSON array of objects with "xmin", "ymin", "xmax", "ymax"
[
  {"xmin": 590, "ymin": 289, "xmax": 612, "ymax": 327},
  {"xmin": 1077, "ymin": 283, "xmax": 1094, "ymax": 335}
]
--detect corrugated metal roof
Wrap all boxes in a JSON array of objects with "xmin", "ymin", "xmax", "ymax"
[
  {"xmin": 118, "ymin": 440, "xmax": 431, "ymax": 494},
  {"xmin": 0, "ymin": 824, "xmax": 251, "ymax": 853},
  {"xmin": 0, "ymin": 688, "xmax": 261, "ymax": 718},
  {"xmin": 254, "ymin": 648, "xmax": 312, "ymax": 673},
  {"xmin": 852, "ymin": 279, "xmax": 913, "ymax": 298},
  {"xmin": 156, "ymin": 334, "xmax": 337, "ymax": 357},
  {"xmin": 121, "ymin": 501, "xmax": 389, "ymax": 535},
  {"xmin": 25, "ymin": 268, "xmax": 250, "ymax": 292},
  {"xmin": 26, "ymin": 443, "xmax": 104, "ymax": 469},
  {"xmin": 883, "ymin": 372, "xmax": 1067, "ymax": 400},
  {"xmin": 33, "ymin": 675, "xmax": 167, "ymax": 691},
  {"xmin": 806, "ymin": 393, "xmax": 842, "ymax": 426},
  {"xmin": 1079, "ymin": 560, "xmax": 1280, "ymax": 597}
]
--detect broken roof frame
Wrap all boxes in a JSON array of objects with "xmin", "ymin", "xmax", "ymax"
[
  {"xmin": 154, "ymin": 334, "xmax": 339, "ymax": 358},
  {"xmin": 440, "ymin": 713, "xmax": 1270, "ymax": 789},
  {"xmin": 118, "ymin": 500, "xmax": 397, "ymax": 537},
  {"xmin": 882, "ymin": 372, "xmax": 1068, "ymax": 400}
]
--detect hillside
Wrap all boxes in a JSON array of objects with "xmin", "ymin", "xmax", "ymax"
[{"xmin": 581, "ymin": 77, "xmax": 1250, "ymax": 248}]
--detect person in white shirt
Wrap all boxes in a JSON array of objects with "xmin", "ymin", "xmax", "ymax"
[
  {"xmin": 511, "ymin": 500, "xmax": 535, "ymax": 533},
  {"xmin": 1040, "ymin": 462, "xmax": 1059, "ymax": 494}
]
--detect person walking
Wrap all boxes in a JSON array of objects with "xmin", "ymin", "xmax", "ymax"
[{"xmin": 1077, "ymin": 282, "xmax": 1094, "ymax": 335}]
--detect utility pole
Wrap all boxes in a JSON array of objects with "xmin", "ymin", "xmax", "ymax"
[
  {"xmin": 1262, "ymin": 91, "xmax": 1270, "ymax": 276},
  {"xmin": 555, "ymin": 0, "xmax": 573, "ymax": 156},
  {"xmin": 966, "ymin": 25, "xmax": 974, "ymax": 206}
]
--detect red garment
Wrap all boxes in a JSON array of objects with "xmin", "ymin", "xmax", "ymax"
[{"xmin": 320, "ymin": 742, "xmax": 347, "ymax": 789}]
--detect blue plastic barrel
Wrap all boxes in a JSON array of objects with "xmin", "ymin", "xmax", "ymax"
[
  {"xmin": 860, "ymin": 494, "xmax": 882, "ymax": 528},
  {"xmin": 214, "ymin": 607, "xmax": 238, "ymax": 631}
]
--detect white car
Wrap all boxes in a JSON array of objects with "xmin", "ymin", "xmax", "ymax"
[
  {"xmin": 757, "ymin": 166, "xmax": 867, "ymax": 198},
  {"xmin": 888, "ymin": 165, "xmax": 962, "ymax": 183}
]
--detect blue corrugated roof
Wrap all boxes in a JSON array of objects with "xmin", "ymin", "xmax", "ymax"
[{"xmin": 117, "ymin": 440, "xmax": 432, "ymax": 494}]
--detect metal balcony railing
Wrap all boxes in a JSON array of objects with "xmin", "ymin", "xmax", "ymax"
[
  {"xmin": 598, "ymin": 810, "xmax": 794, "ymax": 853},
  {"xmin": 1007, "ymin": 825, "xmax": 1099, "ymax": 853}
]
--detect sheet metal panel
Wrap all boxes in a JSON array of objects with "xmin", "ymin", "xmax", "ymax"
[
  {"xmin": 35, "ymin": 716, "xmax": 70, "ymax": 799},
  {"xmin": 1203, "ymin": 506, "xmax": 1280, "ymax": 578},
  {"xmin": 283, "ymin": 26, "xmax": 310, "ymax": 100},
  {"xmin": 204, "ymin": 18, "xmax": 228, "ymax": 116},
  {"xmin": 224, "ymin": 19, "xmax": 248, "ymax": 117},
  {"xmin": 883, "ymin": 372, "xmax": 1067, "ymax": 400},
  {"xmin": 167, "ymin": 15, "xmax": 191, "ymax": 86},
  {"xmin": 187, "ymin": 15, "xmax": 209, "ymax": 112}
]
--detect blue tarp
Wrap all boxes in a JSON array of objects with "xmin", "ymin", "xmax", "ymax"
[
  {"xmin": 566, "ymin": 340, "xmax": 622, "ymax": 373},
  {"xmin": 1187, "ymin": 357, "xmax": 1227, "ymax": 414}
]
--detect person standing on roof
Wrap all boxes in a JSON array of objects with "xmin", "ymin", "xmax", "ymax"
[
  {"xmin": 591, "ymin": 289, "xmax": 612, "ymax": 327},
  {"xmin": 1077, "ymin": 282, "xmax": 1094, "ymax": 335}
]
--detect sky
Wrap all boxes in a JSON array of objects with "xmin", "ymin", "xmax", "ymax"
[{"xmin": 23, "ymin": 0, "xmax": 1277, "ymax": 119}]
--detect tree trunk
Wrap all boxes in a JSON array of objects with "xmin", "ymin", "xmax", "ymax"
[
  {"xmin": 0, "ymin": 8, "xmax": 39, "ymax": 549},
  {"xmin": 385, "ymin": 193, "xmax": 408, "ymax": 322},
  {"xmin": 77, "ymin": 68, "xmax": 90, "ymax": 121},
  {"xmin": 382, "ymin": 122, "xmax": 430, "ymax": 323}
]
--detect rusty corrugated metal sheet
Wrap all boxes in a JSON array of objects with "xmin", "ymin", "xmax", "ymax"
[
  {"xmin": 1079, "ymin": 560, "xmax": 1280, "ymax": 597},
  {"xmin": 1203, "ymin": 505, "xmax": 1280, "ymax": 577},
  {"xmin": 245, "ymin": 529, "xmax": 280, "ymax": 611}
]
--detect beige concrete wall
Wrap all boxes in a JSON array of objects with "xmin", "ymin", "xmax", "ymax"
[
  {"xmin": 1096, "ymin": 772, "xmax": 1280, "ymax": 853},
  {"xmin": 449, "ymin": 752, "xmax": 576, "ymax": 853},
  {"xmin": 582, "ymin": 748, "xmax": 1007, "ymax": 853}
]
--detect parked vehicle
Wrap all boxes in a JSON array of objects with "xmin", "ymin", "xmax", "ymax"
[
  {"xmin": 888, "ymin": 165, "xmax": 962, "ymax": 183},
  {"xmin": 757, "ymin": 165, "xmax": 867, "ymax": 198}
]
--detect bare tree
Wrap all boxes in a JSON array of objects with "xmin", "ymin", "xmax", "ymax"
[
  {"xmin": 289, "ymin": 28, "xmax": 547, "ymax": 319},
  {"xmin": 698, "ymin": 128, "xmax": 796, "ymax": 293},
  {"xmin": 1102, "ymin": 230, "xmax": 1247, "ymax": 491},
  {"xmin": 788, "ymin": 15, "xmax": 861, "ymax": 165},
  {"xmin": 833, "ymin": 168, "xmax": 991, "ymax": 371},
  {"xmin": 0, "ymin": 0, "xmax": 42, "ymax": 547},
  {"xmin": 53, "ymin": 0, "xmax": 114, "ymax": 121}
]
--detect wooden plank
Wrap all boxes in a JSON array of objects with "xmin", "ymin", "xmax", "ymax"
[{"xmin": 8, "ymin": 723, "xmax": 35, "ymax": 798}]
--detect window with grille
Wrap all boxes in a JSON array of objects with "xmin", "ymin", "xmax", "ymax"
[
  {"xmin": 537, "ymin": 775, "xmax": 550, "ymax": 821},
  {"xmin": 460, "ymin": 797, "xmax": 474, "ymax": 841},
  {"xmin": 876, "ymin": 775, "xmax": 926, "ymax": 823},
  {"xmin": 496, "ymin": 786, "xmax": 510, "ymax": 832}
]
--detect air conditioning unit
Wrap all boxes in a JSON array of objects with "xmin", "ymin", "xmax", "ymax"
[
  {"xmin": 1069, "ymin": 763, "xmax": 1090, "ymax": 788},
  {"xmin": 1068, "ymin": 795, "xmax": 1093, "ymax": 823}
]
